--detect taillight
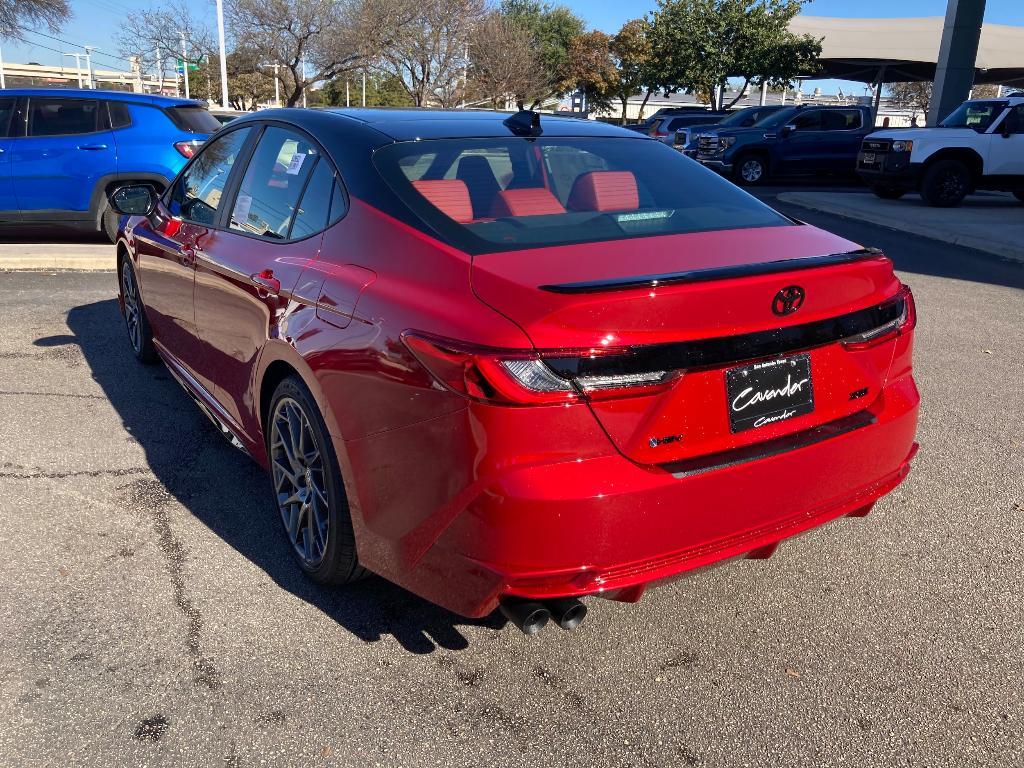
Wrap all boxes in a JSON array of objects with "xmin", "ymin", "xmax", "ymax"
[
  {"xmin": 174, "ymin": 140, "xmax": 203, "ymax": 158},
  {"xmin": 402, "ymin": 333, "xmax": 674, "ymax": 406},
  {"xmin": 842, "ymin": 285, "xmax": 916, "ymax": 350}
]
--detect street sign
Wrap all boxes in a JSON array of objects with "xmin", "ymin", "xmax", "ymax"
[{"xmin": 175, "ymin": 58, "xmax": 200, "ymax": 71}]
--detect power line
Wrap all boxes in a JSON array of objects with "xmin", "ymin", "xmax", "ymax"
[
  {"xmin": 13, "ymin": 36, "xmax": 132, "ymax": 75},
  {"xmin": 20, "ymin": 28, "xmax": 133, "ymax": 67}
]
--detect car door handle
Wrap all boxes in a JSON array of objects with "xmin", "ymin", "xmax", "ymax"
[
  {"xmin": 250, "ymin": 270, "xmax": 281, "ymax": 298},
  {"xmin": 77, "ymin": 143, "xmax": 108, "ymax": 150}
]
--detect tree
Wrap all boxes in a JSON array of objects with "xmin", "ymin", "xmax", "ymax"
[
  {"xmin": 228, "ymin": 0, "xmax": 401, "ymax": 108},
  {"xmin": 321, "ymin": 72, "xmax": 413, "ymax": 106},
  {"xmin": 608, "ymin": 19, "xmax": 657, "ymax": 124},
  {"xmin": 0, "ymin": 0, "xmax": 68, "ymax": 39},
  {"xmin": 649, "ymin": 0, "xmax": 821, "ymax": 110},
  {"xmin": 375, "ymin": 0, "xmax": 486, "ymax": 107},
  {"xmin": 558, "ymin": 30, "xmax": 617, "ymax": 114},
  {"xmin": 467, "ymin": 12, "xmax": 550, "ymax": 109},
  {"xmin": 116, "ymin": 0, "xmax": 215, "ymax": 89},
  {"xmin": 887, "ymin": 81, "xmax": 932, "ymax": 117},
  {"xmin": 500, "ymin": 0, "xmax": 584, "ymax": 105}
]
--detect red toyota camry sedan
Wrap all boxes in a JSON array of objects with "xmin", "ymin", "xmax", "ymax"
[{"xmin": 110, "ymin": 108, "xmax": 919, "ymax": 634}]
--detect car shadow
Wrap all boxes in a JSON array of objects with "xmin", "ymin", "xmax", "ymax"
[{"xmin": 38, "ymin": 298, "xmax": 505, "ymax": 654}]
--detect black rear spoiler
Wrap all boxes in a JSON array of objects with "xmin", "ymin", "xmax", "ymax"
[{"xmin": 538, "ymin": 248, "xmax": 885, "ymax": 294}]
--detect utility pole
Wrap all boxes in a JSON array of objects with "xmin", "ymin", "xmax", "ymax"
[
  {"xmin": 760, "ymin": 80, "xmax": 768, "ymax": 106},
  {"xmin": 0, "ymin": 46, "xmax": 6, "ymax": 90},
  {"xmin": 259, "ymin": 63, "xmax": 281, "ymax": 107},
  {"xmin": 302, "ymin": 59, "xmax": 308, "ymax": 108},
  {"xmin": 361, "ymin": 70, "xmax": 366, "ymax": 107},
  {"xmin": 84, "ymin": 46, "xmax": 98, "ymax": 89},
  {"xmin": 215, "ymin": 0, "xmax": 229, "ymax": 108},
  {"xmin": 64, "ymin": 53, "xmax": 84, "ymax": 87},
  {"xmin": 346, "ymin": 79, "xmax": 350, "ymax": 107},
  {"xmin": 180, "ymin": 32, "xmax": 190, "ymax": 100},
  {"xmin": 155, "ymin": 46, "xmax": 163, "ymax": 94}
]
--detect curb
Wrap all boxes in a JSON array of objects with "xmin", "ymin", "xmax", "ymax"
[
  {"xmin": 0, "ymin": 255, "xmax": 115, "ymax": 271},
  {"xmin": 776, "ymin": 192, "xmax": 1024, "ymax": 265}
]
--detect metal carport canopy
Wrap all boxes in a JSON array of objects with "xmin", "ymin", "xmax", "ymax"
[{"xmin": 788, "ymin": 15, "xmax": 1024, "ymax": 86}]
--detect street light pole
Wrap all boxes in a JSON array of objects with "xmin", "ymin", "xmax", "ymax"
[
  {"xmin": 0, "ymin": 46, "xmax": 6, "ymax": 90},
  {"xmin": 215, "ymin": 0, "xmax": 229, "ymax": 108},
  {"xmin": 259, "ymin": 63, "xmax": 281, "ymax": 107},
  {"xmin": 180, "ymin": 32, "xmax": 190, "ymax": 100},
  {"xmin": 84, "ymin": 46, "xmax": 98, "ymax": 89},
  {"xmin": 64, "ymin": 53, "xmax": 84, "ymax": 87}
]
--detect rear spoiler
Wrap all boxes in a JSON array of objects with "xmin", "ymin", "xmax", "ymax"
[{"xmin": 538, "ymin": 248, "xmax": 885, "ymax": 294}]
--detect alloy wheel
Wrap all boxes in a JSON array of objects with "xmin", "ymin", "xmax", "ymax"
[
  {"xmin": 121, "ymin": 264, "xmax": 142, "ymax": 353},
  {"xmin": 938, "ymin": 170, "xmax": 966, "ymax": 203},
  {"xmin": 269, "ymin": 397, "xmax": 330, "ymax": 567},
  {"xmin": 741, "ymin": 159, "xmax": 763, "ymax": 183}
]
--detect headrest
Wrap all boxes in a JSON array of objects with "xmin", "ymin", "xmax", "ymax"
[
  {"xmin": 491, "ymin": 188, "xmax": 565, "ymax": 218},
  {"xmin": 412, "ymin": 179, "xmax": 474, "ymax": 223},
  {"xmin": 567, "ymin": 171, "xmax": 640, "ymax": 212}
]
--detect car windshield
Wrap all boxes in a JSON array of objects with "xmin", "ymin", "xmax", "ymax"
[
  {"xmin": 718, "ymin": 108, "xmax": 773, "ymax": 127},
  {"xmin": 373, "ymin": 136, "xmax": 792, "ymax": 255},
  {"xmin": 939, "ymin": 100, "xmax": 1007, "ymax": 130},
  {"xmin": 757, "ymin": 108, "xmax": 800, "ymax": 128}
]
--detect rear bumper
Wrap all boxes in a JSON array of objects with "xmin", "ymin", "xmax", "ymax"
[{"xmin": 360, "ymin": 374, "xmax": 919, "ymax": 617}]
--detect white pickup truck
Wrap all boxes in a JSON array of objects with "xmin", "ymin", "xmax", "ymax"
[{"xmin": 857, "ymin": 94, "xmax": 1024, "ymax": 207}]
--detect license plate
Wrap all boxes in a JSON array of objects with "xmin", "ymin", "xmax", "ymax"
[
  {"xmin": 725, "ymin": 354, "xmax": 814, "ymax": 433},
  {"xmin": 862, "ymin": 152, "xmax": 876, "ymax": 164}
]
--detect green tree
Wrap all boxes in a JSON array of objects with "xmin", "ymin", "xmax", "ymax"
[
  {"xmin": 501, "ymin": 0, "xmax": 584, "ymax": 105},
  {"xmin": 649, "ymin": 0, "xmax": 821, "ymax": 109},
  {"xmin": 609, "ymin": 19, "xmax": 658, "ymax": 124},
  {"xmin": 321, "ymin": 72, "xmax": 414, "ymax": 106}
]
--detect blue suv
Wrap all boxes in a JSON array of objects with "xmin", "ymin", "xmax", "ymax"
[{"xmin": 0, "ymin": 89, "xmax": 220, "ymax": 240}]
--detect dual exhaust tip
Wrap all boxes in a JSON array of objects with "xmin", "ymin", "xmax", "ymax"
[{"xmin": 499, "ymin": 597, "xmax": 588, "ymax": 635}]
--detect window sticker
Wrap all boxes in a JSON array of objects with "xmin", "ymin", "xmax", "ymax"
[
  {"xmin": 286, "ymin": 153, "xmax": 306, "ymax": 175},
  {"xmin": 234, "ymin": 193, "xmax": 253, "ymax": 223}
]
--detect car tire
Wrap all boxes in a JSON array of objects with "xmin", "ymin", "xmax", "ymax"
[
  {"xmin": 1013, "ymin": 190, "xmax": 1024, "ymax": 204},
  {"xmin": 120, "ymin": 258, "xmax": 157, "ymax": 364},
  {"xmin": 733, "ymin": 154, "xmax": 768, "ymax": 186},
  {"xmin": 102, "ymin": 202, "xmax": 120, "ymax": 243},
  {"xmin": 870, "ymin": 184, "xmax": 907, "ymax": 200},
  {"xmin": 267, "ymin": 376, "xmax": 366, "ymax": 586},
  {"xmin": 919, "ymin": 159, "xmax": 971, "ymax": 207}
]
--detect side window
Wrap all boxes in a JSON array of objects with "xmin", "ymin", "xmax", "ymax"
[
  {"xmin": 108, "ymin": 102, "xmax": 132, "ymax": 130},
  {"xmin": 821, "ymin": 110, "xmax": 861, "ymax": 131},
  {"xmin": 169, "ymin": 127, "xmax": 252, "ymax": 225},
  {"xmin": 1002, "ymin": 106, "xmax": 1024, "ymax": 134},
  {"xmin": 229, "ymin": 126, "xmax": 319, "ymax": 240},
  {"xmin": 790, "ymin": 111, "xmax": 822, "ymax": 131},
  {"xmin": 27, "ymin": 98, "xmax": 101, "ymax": 137},
  {"xmin": 289, "ymin": 159, "xmax": 337, "ymax": 240},
  {"xmin": 0, "ymin": 98, "xmax": 15, "ymax": 137}
]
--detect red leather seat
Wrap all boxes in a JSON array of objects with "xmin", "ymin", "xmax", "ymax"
[
  {"xmin": 491, "ymin": 188, "xmax": 566, "ymax": 217},
  {"xmin": 567, "ymin": 171, "xmax": 640, "ymax": 212},
  {"xmin": 411, "ymin": 179, "xmax": 475, "ymax": 223}
]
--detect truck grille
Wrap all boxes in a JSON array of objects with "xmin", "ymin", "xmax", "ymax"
[{"xmin": 862, "ymin": 138, "xmax": 891, "ymax": 153}]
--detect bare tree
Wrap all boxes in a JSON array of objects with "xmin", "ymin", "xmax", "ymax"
[
  {"xmin": 887, "ymin": 81, "xmax": 932, "ymax": 117},
  {"xmin": 376, "ymin": 0, "xmax": 486, "ymax": 107},
  {"xmin": 116, "ymin": 0, "xmax": 215, "ymax": 86},
  {"xmin": 228, "ymin": 0, "xmax": 401, "ymax": 108},
  {"xmin": 467, "ymin": 12, "xmax": 550, "ymax": 109},
  {"xmin": 0, "ymin": 0, "xmax": 68, "ymax": 39}
]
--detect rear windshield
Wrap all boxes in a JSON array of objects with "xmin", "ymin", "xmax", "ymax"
[
  {"xmin": 373, "ymin": 137, "xmax": 791, "ymax": 254},
  {"xmin": 165, "ymin": 105, "xmax": 221, "ymax": 134}
]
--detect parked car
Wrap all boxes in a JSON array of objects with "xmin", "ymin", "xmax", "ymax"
[
  {"xmin": 696, "ymin": 104, "xmax": 875, "ymax": 185},
  {"xmin": 627, "ymin": 105, "xmax": 716, "ymax": 134},
  {"xmin": 209, "ymin": 107, "xmax": 247, "ymax": 124},
  {"xmin": 648, "ymin": 110, "xmax": 730, "ymax": 142},
  {"xmin": 109, "ymin": 108, "xmax": 919, "ymax": 634},
  {"xmin": 0, "ymin": 88, "xmax": 219, "ymax": 241},
  {"xmin": 677, "ymin": 104, "xmax": 789, "ymax": 157},
  {"xmin": 857, "ymin": 95, "xmax": 1024, "ymax": 206}
]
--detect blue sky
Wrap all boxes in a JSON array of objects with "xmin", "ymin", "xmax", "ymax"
[{"xmin": 2, "ymin": 0, "xmax": 1022, "ymax": 92}]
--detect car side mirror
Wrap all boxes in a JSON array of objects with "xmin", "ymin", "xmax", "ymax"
[
  {"xmin": 780, "ymin": 125, "xmax": 795, "ymax": 137},
  {"xmin": 109, "ymin": 184, "xmax": 158, "ymax": 216}
]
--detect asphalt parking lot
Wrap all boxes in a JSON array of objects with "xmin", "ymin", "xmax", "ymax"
[{"xmin": 2, "ymin": 197, "xmax": 1023, "ymax": 766}]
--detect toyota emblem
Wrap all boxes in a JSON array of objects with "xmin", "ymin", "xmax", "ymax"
[{"xmin": 772, "ymin": 286, "xmax": 805, "ymax": 316}]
